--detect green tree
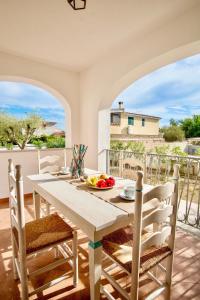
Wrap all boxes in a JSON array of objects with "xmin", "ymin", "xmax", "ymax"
[
  {"xmin": 169, "ymin": 118, "xmax": 179, "ymax": 126},
  {"xmin": 0, "ymin": 113, "xmax": 43, "ymax": 149},
  {"xmin": 0, "ymin": 113, "xmax": 14, "ymax": 145},
  {"xmin": 180, "ymin": 115, "xmax": 200, "ymax": 138}
]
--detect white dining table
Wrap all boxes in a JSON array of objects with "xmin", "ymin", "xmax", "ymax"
[{"xmin": 27, "ymin": 169, "xmax": 154, "ymax": 300}]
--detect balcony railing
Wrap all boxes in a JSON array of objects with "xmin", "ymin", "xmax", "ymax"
[{"xmin": 105, "ymin": 149, "xmax": 200, "ymax": 229}]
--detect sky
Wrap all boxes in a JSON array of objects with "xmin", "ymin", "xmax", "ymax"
[
  {"xmin": 0, "ymin": 82, "xmax": 65, "ymax": 129},
  {"xmin": 113, "ymin": 53, "xmax": 200, "ymax": 126},
  {"xmin": 0, "ymin": 53, "xmax": 200, "ymax": 129}
]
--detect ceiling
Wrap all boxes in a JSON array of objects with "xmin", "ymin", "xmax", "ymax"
[{"xmin": 0, "ymin": 0, "xmax": 198, "ymax": 72}]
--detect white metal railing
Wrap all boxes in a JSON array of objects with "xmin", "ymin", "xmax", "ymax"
[{"xmin": 105, "ymin": 149, "xmax": 200, "ymax": 229}]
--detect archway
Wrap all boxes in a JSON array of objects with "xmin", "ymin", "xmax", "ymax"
[
  {"xmin": 0, "ymin": 76, "xmax": 72, "ymax": 147},
  {"xmin": 98, "ymin": 44, "xmax": 200, "ymax": 171}
]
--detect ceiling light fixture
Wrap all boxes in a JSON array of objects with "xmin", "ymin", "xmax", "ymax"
[{"xmin": 67, "ymin": 0, "xmax": 86, "ymax": 10}]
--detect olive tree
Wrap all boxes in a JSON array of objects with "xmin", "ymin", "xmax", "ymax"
[{"xmin": 0, "ymin": 113, "xmax": 44, "ymax": 149}]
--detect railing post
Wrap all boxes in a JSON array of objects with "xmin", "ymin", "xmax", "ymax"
[
  {"xmin": 143, "ymin": 153, "xmax": 147, "ymax": 183},
  {"xmin": 106, "ymin": 149, "xmax": 110, "ymax": 174},
  {"xmin": 119, "ymin": 151, "xmax": 123, "ymax": 178}
]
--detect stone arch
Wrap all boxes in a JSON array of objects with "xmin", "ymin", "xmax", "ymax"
[{"xmin": 0, "ymin": 75, "xmax": 72, "ymax": 146}]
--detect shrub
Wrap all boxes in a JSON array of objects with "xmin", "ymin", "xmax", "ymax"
[
  {"xmin": 163, "ymin": 125, "xmax": 185, "ymax": 142},
  {"xmin": 195, "ymin": 148, "xmax": 200, "ymax": 156},
  {"xmin": 171, "ymin": 146, "xmax": 187, "ymax": 156},
  {"xmin": 32, "ymin": 140, "xmax": 45, "ymax": 149},
  {"xmin": 126, "ymin": 141, "xmax": 145, "ymax": 153},
  {"xmin": 110, "ymin": 141, "xmax": 145, "ymax": 153},
  {"xmin": 154, "ymin": 145, "xmax": 170, "ymax": 155},
  {"xmin": 110, "ymin": 141, "xmax": 128, "ymax": 151},
  {"xmin": 46, "ymin": 136, "xmax": 65, "ymax": 148}
]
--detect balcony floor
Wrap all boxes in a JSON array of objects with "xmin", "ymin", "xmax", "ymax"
[{"xmin": 0, "ymin": 197, "xmax": 199, "ymax": 300}]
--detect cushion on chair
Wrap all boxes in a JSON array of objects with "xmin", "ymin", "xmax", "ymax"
[
  {"xmin": 25, "ymin": 213, "xmax": 73, "ymax": 254},
  {"xmin": 102, "ymin": 225, "xmax": 172, "ymax": 275}
]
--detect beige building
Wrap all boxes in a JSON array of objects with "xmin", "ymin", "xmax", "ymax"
[{"xmin": 110, "ymin": 102, "xmax": 161, "ymax": 140}]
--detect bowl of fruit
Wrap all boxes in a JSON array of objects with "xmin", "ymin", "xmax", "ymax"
[{"xmin": 86, "ymin": 174, "xmax": 115, "ymax": 190}]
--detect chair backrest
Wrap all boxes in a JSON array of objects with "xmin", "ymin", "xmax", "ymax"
[
  {"xmin": 8, "ymin": 159, "xmax": 26, "ymax": 259},
  {"xmin": 122, "ymin": 156, "xmax": 145, "ymax": 181},
  {"xmin": 131, "ymin": 164, "xmax": 179, "ymax": 297},
  {"xmin": 37, "ymin": 149, "xmax": 66, "ymax": 174}
]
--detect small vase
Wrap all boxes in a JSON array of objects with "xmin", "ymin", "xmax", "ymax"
[{"xmin": 70, "ymin": 159, "xmax": 85, "ymax": 178}]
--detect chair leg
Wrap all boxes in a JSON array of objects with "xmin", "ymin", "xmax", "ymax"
[
  {"xmin": 11, "ymin": 231, "xmax": 19, "ymax": 280},
  {"xmin": 165, "ymin": 255, "xmax": 173, "ymax": 299},
  {"xmin": 72, "ymin": 230, "xmax": 78, "ymax": 287},
  {"xmin": 20, "ymin": 259, "xmax": 29, "ymax": 300}
]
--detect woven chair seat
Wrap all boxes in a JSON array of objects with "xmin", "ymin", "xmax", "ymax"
[
  {"xmin": 24, "ymin": 213, "xmax": 73, "ymax": 254},
  {"xmin": 102, "ymin": 225, "xmax": 172, "ymax": 275}
]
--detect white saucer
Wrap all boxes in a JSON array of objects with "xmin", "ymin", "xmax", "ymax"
[
  {"xmin": 119, "ymin": 191, "xmax": 135, "ymax": 201},
  {"xmin": 59, "ymin": 171, "xmax": 70, "ymax": 175}
]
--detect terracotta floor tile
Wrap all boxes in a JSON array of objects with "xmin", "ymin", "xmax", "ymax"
[{"xmin": 0, "ymin": 198, "xmax": 199, "ymax": 300}]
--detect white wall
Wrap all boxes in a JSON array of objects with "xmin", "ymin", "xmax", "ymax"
[
  {"xmin": 0, "ymin": 148, "xmax": 72, "ymax": 199},
  {"xmin": 80, "ymin": 4, "xmax": 200, "ymax": 169}
]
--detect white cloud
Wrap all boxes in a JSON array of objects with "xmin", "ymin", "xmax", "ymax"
[
  {"xmin": 0, "ymin": 81, "xmax": 63, "ymax": 110},
  {"xmin": 0, "ymin": 82, "xmax": 25, "ymax": 97},
  {"xmin": 169, "ymin": 106, "xmax": 186, "ymax": 111},
  {"xmin": 113, "ymin": 53, "xmax": 200, "ymax": 125}
]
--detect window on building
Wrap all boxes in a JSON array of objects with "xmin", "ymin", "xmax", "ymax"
[
  {"xmin": 111, "ymin": 113, "xmax": 120, "ymax": 125},
  {"xmin": 128, "ymin": 116, "xmax": 134, "ymax": 125},
  {"xmin": 142, "ymin": 118, "xmax": 145, "ymax": 126}
]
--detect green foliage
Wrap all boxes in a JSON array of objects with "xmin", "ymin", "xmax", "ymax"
[
  {"xmin": 31, "ymin": 135, "xmax": 65, "ymax": 149},
  {"xmin": 110, "ymin": 140, "xmax": 145, "ymax": 153},
  {"xmin": 30, "ymin": 135, "xmax": 48, "ymax": 144},
  {"xmin": 110, "ymin": 141, "xmax": 129, "ymax": 151},
  {"xmin": 46, "ymin": 136, "xmax": 65, "ymax": 148},
  {"xmin": 169, "ymin": 118, "xmax": 179, "ymax": 126},
  {"xmin": 171, "ymin": 146, "xmax": 187, "ymax": 157},
  {"xmin": 194, "ymin": 148, "xmax": 200, "ymax": 156},
  {"xmin": 0, "ymin": 113, "xmax": 15, "ymax": 145},
  {"xmin": 0, "ymin": 112, "xmax": 43, "ymax": 149},
  {"xmin": 126, "ymin": 141, "xmax": 145, "ymax": 153},
  {"xmin": 32, "ymin": 140, "xmax": 45, "ymax": 149},
  {"xmin": 5, "ymin": 142, "xmax": 14, "ymax": 150},
  {"xmin": 154, "ymin": 144, "xmax": 170, "ymax": 155},
  {"xmin": 180, "ymin": 115, "xmax": 200, "ymax": 138},
  {"xmin": 163, "ymin": 125, "xmax": 185, "ymax": 142}
]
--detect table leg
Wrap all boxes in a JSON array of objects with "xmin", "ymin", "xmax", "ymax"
[
  {"xmin": 88, "ymin": 240, "xmax": 102, "ymax": 300},
  {"xmin": 33, "ymin": 190, "xmax": 40, "ymax": 219}
]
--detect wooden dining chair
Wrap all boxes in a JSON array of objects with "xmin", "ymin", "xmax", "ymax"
[
  {"xmin": 8, "ymin": 159, "xmax": 78, "ymax": 300},
  {"xmin": 37, "ymin": 149, "xmax": 66, "ymax": 216},
  {"xmin": 101, "ymin": 164, "xmax": 179, "ymax": 300}
]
